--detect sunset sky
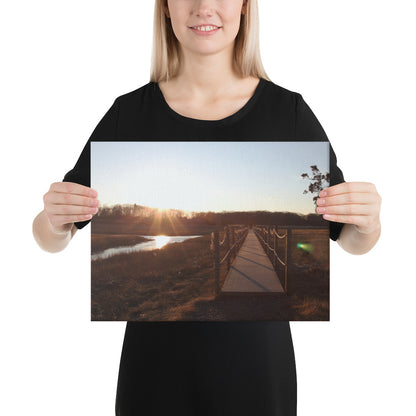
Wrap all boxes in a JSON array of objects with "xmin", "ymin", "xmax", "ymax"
[{"xmin": 91, "ymin": 141, "xmax": 329, "ymax": 215}]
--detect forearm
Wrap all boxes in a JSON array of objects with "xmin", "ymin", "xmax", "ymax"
[
  {"xmin": 32, "ymin": 210, "xmax": 77, "ymax": 253},
  {"xmin": 336, "ymin": 223, "xmax": 381, "ymax": 255}
]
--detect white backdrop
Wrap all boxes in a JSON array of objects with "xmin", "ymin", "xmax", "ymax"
[{"xmin": 1, "ymin": 1, "xmax": 415, "ymax": 415}]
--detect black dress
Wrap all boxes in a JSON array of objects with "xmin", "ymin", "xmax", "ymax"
[{"xmin": 63, "ymin": 78, "xmax": 345, "ymax": 415}]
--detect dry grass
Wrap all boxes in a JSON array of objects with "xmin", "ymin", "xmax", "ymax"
[
  {"xmin": 91, "ymin": 228, "xmax": 330, "ymax": 321},
  {"xmin": 291, "ymin": 295, "xmax": 329, "ymax": 320},
  {"xmin": 91, "ymin": 234, "xmax": 214, "ymax": 321}
]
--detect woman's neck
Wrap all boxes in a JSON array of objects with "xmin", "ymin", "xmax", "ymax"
[
  {"xmin": 157, "ymin": 74, "xmax": 260, "ymax": 121},
  {"xmin": 174, "ymin": 47, "xmax": 243, "ymax": 99}
]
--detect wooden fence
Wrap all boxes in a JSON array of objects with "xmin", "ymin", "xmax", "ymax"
[
  {"xmin": 210, "ymin": 225, "xmax": 249, "ymax": 294},
  {"xmin": 254, "ymin": 225, "xmax": 289, "ymax": 293},
  {"xmin": 254, "ymin": 225, "xmax": 329, "ymax": 295}
]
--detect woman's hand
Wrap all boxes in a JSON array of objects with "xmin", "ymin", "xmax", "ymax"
[
  {"xmin": 43, "ymin": 182, "xmax": 99, "ymax": 234},
  {"xmin": 316, "ymin": 182, "xmax": 382, "ymax": 234}
]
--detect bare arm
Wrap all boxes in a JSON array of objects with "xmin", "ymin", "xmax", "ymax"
[
  {"xmin": 316, "ymin": 182, "xmax": 382, "ymax": 255},
  {"xmin": 32, "ymin": 182, "xmax": 99, "ymax": 253}
]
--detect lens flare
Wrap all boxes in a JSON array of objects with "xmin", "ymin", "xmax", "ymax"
[{"xmin": 296, "ymin": 242, "xmax": 315, "ymax": 254}]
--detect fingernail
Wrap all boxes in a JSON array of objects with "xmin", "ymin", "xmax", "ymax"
[{"xmin": 320, "ymin": 191, "xmax": 327, "ymax": 197}]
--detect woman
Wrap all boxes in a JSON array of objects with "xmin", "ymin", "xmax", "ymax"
[{"xmin": 33, "ymin": 0, "xmax": 382, "ymax": 414}]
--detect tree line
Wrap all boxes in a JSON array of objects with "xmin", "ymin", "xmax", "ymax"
[{"xmin": 96, "ymin": 204, "xmax": 326, "ymax": 227}]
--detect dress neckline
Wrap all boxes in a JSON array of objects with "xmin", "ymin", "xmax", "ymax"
[{"xmin": 154, "ymin": 78, "xmax": 266, "ymax": 127}]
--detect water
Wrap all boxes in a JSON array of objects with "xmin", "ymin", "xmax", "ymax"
[{"xmin": 91, "ymin": 234, "xmax": 203, "ymax": 261}]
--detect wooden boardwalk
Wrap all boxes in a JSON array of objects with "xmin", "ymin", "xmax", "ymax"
[{"xmin": 221, "ymin": 229, "xmax": 284, "ymax": 294}]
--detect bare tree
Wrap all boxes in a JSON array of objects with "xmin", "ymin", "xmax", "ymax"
[{"xmin": 301, "ymin": 165, "xmax": 330, "ymax": 207}]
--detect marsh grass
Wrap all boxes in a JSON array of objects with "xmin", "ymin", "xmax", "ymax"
[
  {"xmin": 91, "ymin": 234, "xmax": 214, "ymax": 320},
  {"xmin": 91, "ymin": 228, "xmax": 330, "ymax": 321}
]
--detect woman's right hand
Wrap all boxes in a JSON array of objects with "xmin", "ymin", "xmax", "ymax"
[{"xmin": 43, "ymin": 182, "xmax": 99, "ymax": 234}]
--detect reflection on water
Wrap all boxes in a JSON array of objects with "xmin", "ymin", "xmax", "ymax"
[
  {"xmin": 91, "ymin": 234, "xmax": 202, "ymax": 261},
  {"xmin": 153, "ymin": 235, "xmax": 171, "ymax": 249}
]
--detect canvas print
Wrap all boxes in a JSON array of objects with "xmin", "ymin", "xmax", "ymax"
[{"xmin": 91, "ymin": 141, "xmax": 330, "ymax": 321}]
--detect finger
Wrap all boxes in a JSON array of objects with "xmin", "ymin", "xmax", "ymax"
[
  {"xmin": 50, "ymin": 181, "xmax": 98, "ymax": 197},
  {"xmin": 317, "ymin": 204, "xmax": 374, "ymax": 216},
  {"xmin": 317, "ymin": 192, "xmax": 380, "ymax": 207},
  {"xmin": 45, "ymin": 192, "xmax": 99, "ymax": 208},
  {"xmin": 320, "ymin": 182, "xmax": 377, "ymax": 197},
  {"xmin": 47, "ymin": 204, "xmax": 99, "ymax": 216}
]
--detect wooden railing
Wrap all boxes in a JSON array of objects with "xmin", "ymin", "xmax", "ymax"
[
  {"xmin": 254, "ymin": 225, "xmax": 289, "ymax": 293},
  {"xmin": 254, "ymin": 225, "xmax": 329, "ymax": 295},
  {"xmin": 210, "ymin": 225, "xmax": 249, "ymax": 294}
]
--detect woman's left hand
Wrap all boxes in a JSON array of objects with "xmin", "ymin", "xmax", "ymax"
[{"xmin": 316, "ymin": 182, "xmax": 382, "ymax": 234}]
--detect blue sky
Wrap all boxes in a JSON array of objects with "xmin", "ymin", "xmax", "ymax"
[{"xmin": 91, "ymin": 141, "xmax": 329, "ymax": 215}]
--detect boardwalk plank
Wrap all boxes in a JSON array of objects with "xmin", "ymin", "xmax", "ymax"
[{"xmin": 221, "ymin": 230, "xmax": 284, "ymax": 293}]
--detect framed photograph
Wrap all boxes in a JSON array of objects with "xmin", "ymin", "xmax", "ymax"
[{"xmin": 91, "ymin": 141, "xmax": 330, "ymax": 321}]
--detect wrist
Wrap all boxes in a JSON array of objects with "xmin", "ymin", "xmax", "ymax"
[
  {"xmin": 33, "ymin": 211, "xmax": 73, "ymax": 253},
  {"xmin": 50, "ymin": 223, "xmax": 73, "ymax": 236},
  {"xmin": 45, "ymin": 215, "xmax": 73, "ymax": 237},
  {"xmin": 353, "ymin": 221, "xmax": 381, "ymax": 235}
]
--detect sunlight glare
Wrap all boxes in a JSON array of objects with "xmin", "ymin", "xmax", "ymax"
[{"xmin": 154, "ymin": 235, "xmax": 171, "ymax": 249}]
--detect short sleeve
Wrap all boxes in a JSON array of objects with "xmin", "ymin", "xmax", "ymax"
[
  {"xmin": 62, "ymin": 97, "xmax": 120, "ymax": 229},
  {"xmin": 295, "ymin": 93, "xmax": 346, "ymax": 241}
]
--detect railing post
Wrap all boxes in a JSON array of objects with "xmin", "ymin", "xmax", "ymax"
[
  {"xmin": 225, "ymin": 225, "xmax": 230, "ymax": 271},
  {"xmin": 231, "ymin": 226, "xmax": 235, "ymax": 259},
  {"xmin": 285, "ymin": 227, "xmax": 291, "ymax": 295},
  {"xmin": 213, "ymin": 231, "xmax": 220, "ymax": 295},
  {"xmin": 267, "ymin": 226, "xmax": 270, "ymax": 261},
  {"xmin": 273, "ymin": 226, "xmax": 277, "ymax": 270}
]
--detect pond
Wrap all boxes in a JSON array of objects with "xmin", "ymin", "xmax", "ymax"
[{"xmin": 91, "ymin": 234, "xmax": 203, "ymax": 261}]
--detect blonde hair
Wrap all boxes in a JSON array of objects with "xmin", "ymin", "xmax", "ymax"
[{"xmin": 150, "ymin": 0, "xmax": 271, "ymax": 82}]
